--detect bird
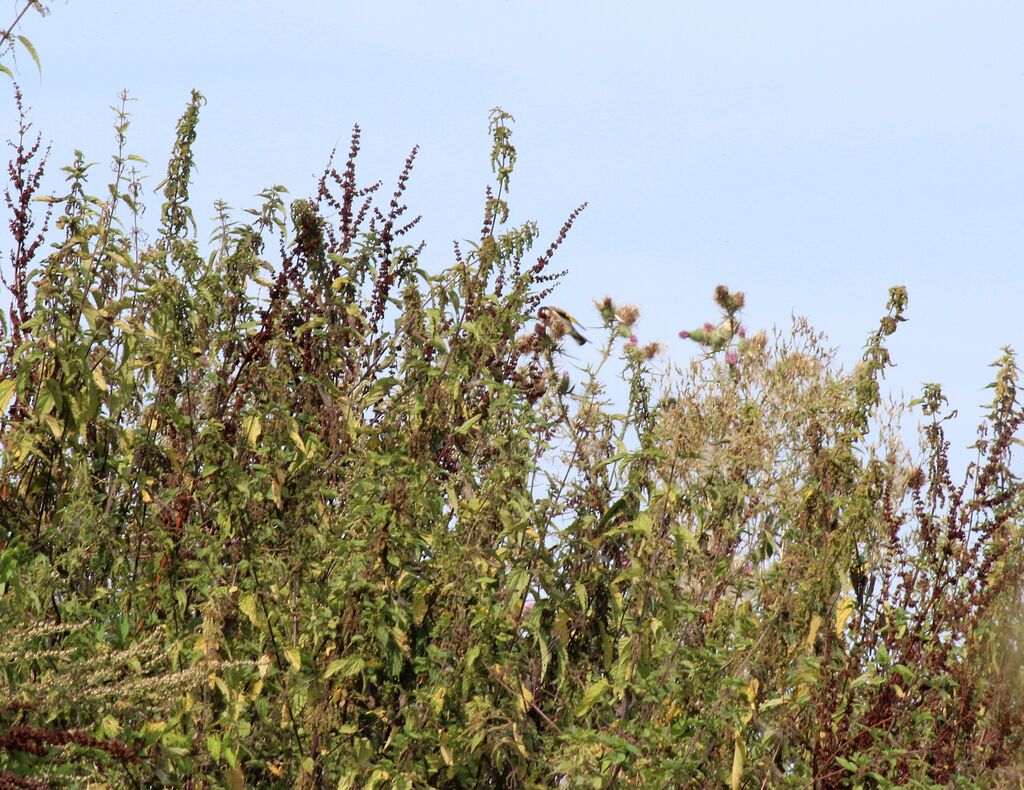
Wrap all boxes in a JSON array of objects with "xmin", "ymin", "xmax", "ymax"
[{"xmin": 538, "ymin": 305, "xmax": 588, "ymax": 345}]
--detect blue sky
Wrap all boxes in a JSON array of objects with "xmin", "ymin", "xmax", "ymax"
[{"xmin": 8, "ymin": 1, "xmax": 1024, "ymax": 463}]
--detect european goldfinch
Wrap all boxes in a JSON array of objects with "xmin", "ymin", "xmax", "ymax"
[{"xmin": 538, "ymin": 305, "xmax": 588, "ymax": 345}]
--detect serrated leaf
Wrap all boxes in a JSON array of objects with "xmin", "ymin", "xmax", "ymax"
[
  {"xmin": 0, "ymin": 379, "xmax": 15, "ymax": 413},
  {"xmin": 412, "ymin": 587, "xmax": 427, "ymax": 626},
  {"xmin": 835, "ymin": 596, "xmax": 856, "ymax": 636},
  {"xmin": 238, "ymin": 593, "xmax": 259, "ymax": 626},
  {"xmin": 284, "ymin": 646, "xmax": 301, "ymax": 671},
  {"xmin": 805, "ymin": 614, "xmax": 822, "ymax": 650},
  {"xmin": 574, "ymin": 582, "xmax": 588, "ymax": 612},
  {"xmin": 242, "ymin": 413, "xmax": 262, "ymax": 444},
  {"xmin": 207, "ymin": 733, "xmax": 221, "ymax": 761},
  {"xmin": 16, "ymin": 35, "xmax": 40, "ymax": 77},
  {"xmin": 42, "ymin": 413, "xmax": 63, "ymax": 440},
  {"xmin": 392, "ymin": 626, "xmax": 410, "ymax": 656},
  {"xmin": 538, "ymin": 632, "xmax": 550, "ymax": 681},
  {"xmin": 91, "ymin": 366, "xmax": 109, "ymax": 392},
  {"xmin": 324, "ymin": 655, "xmax": 365, "ymax": 680},
  {"xmin": 224, "ymin": 765, "xmax": 245, "ymax": 790},
  {"xmin": 730, "ymin": 730, "xmax": 745, "ymax": 790},
  {"xmin": 101, "ymin": 715, "xmax": 122, "ymax": 737},
  {"xmin": 576, "ymin": 677, "xmax": 609, "ymax": 717}
]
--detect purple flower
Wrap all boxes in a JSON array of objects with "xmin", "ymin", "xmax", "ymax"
[
  {"xmin": 725, "ymin": 351, "xmax": 739, "ymax": 365},
  {"xmin": 629, "ymin": 335, "xmax": 638, "ymax": 345},
  {"xmin": 703, "ymin": 322, "xmax": 715, "ymax": 332},
  {"xmin": 678, "ymin": 330, "xmax": 690, "ymax": 339},
  {"xmin": 737, "ymin": 326, "xmax": 747, "ymax": 338}
]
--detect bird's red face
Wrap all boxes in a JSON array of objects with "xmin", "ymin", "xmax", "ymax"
[{"xmin": 537, "ymin": 307, "xmax": 551, "ymax": 322}]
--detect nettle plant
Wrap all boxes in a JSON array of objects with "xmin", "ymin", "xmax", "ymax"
[{"xmin": 0, "ymin": 86, "xmax": 1021, "ymax": 790}]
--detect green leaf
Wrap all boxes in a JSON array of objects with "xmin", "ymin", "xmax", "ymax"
[
  {"xmin": 16, "ymin": 36, "xmax": 41, "ymax": 77},
  {"xmin": 238, "ymin": 593, "xmax": 260, "ymax": 626},
  {"xmin": 207, "ymin": 733, "xmax": 222, "ymax": 761},
  {"xmin": 325, "ymin": 656, "xmax": 365, "ymax": 679},
  {"xmin": 575, "ymin": 677, "xmax": 609, "ymax": 717}
]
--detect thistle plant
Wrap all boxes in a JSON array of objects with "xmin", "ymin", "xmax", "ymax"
[{"xmin": 0, "ymin": 84, "xmax": 1020, "ymax": 790}]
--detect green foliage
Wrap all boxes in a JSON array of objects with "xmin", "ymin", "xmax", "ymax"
[
  {"xmin": 0, "ymin": 2, "xmax": 46, "ymax": 80},
  {"xmin": 0, "ymin": 91, "xmax": 1022, "ymax": 789}
]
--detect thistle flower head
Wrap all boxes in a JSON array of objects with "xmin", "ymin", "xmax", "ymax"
[
  {"xmin": 615, "ymin": 304, "xmax": 640, "ymax": 326},
  {"xmin": 595, "ymin": 296, "xmax": 616, "ymax": 322},
  {"xmin": 714, "ymin": 285, "xmax": 746, "ymax": 313}
]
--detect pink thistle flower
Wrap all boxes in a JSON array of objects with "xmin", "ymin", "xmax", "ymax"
[
  {"xmin": 678, "ymin": 330, "xmax": 690, "ymax": 339},
  {"xmin": 703, "ymin": 322, "xmax": 715, "ymax": 332},
  {"xmin": 629, "ymin": 335, "xmax": 638, "ymax": 345},
  {"xmin": 737, "ymin": 326, "xmax": 747, "ymax": 338},
  {"xmin": 725, "ymin": 351, "xmax": 739, "ymax": 365}
]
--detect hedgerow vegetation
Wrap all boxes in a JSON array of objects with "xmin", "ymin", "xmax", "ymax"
[{"xmin": 1, "ymin": 17, "xmax": 1022, "ymax": 790}]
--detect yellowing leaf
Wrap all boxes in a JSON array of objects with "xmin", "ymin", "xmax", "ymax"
[
  {"xmin": 835, "ymin": 596, "xmax": 856, "ymax": 636},
  {"xmin": 431, "ymin": 685, "xmax": 446, "ymax": 715},
  {"xmin": 91, "ymin": 365, "xmax": 109, "ymax": 392},
  {"xmin": 224, "ymin": 765, "xmax": 246, "ymax": 790},
  {"xmin": 745, "ymin": 678, "xmax": 759, "ymax": 706},
  {"xmin": 440, "ymin": 744, "xmax": 453, "ymax": 766},
  {"xmin": 0, "ymin": 379, "xmax": 16, "ymax": 413},
  {"xmin": 518, "ymin": 678, "xmax": 534, "ymax": 714},
  {"xmin": 42, "ymin": 414, "xmax": 63, "ymax": 440},
  {"xmin": 101, "ymin": 715, "xmax": 122, "ymax": 737},
  {"xmin": 243, "ymin": 413, "xmax": 262, "ymax": 444},
  {"xmin": 238, "ymin": 593, "xmax": 259, "ymax": 627},
  {"xmin": 392, "ymin": 627, "xmax": 411, "ymax": 656},
  {"xmin": 730, "ymin": 730, "xmax": 746, "ymax": 790},
  {"xmin": 284, "ymin": 646, "xmax": 301, "ymax": 671},
  {"xmin": 805, "ymin": 614, "xmax": 823, "ymax": 651}
]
